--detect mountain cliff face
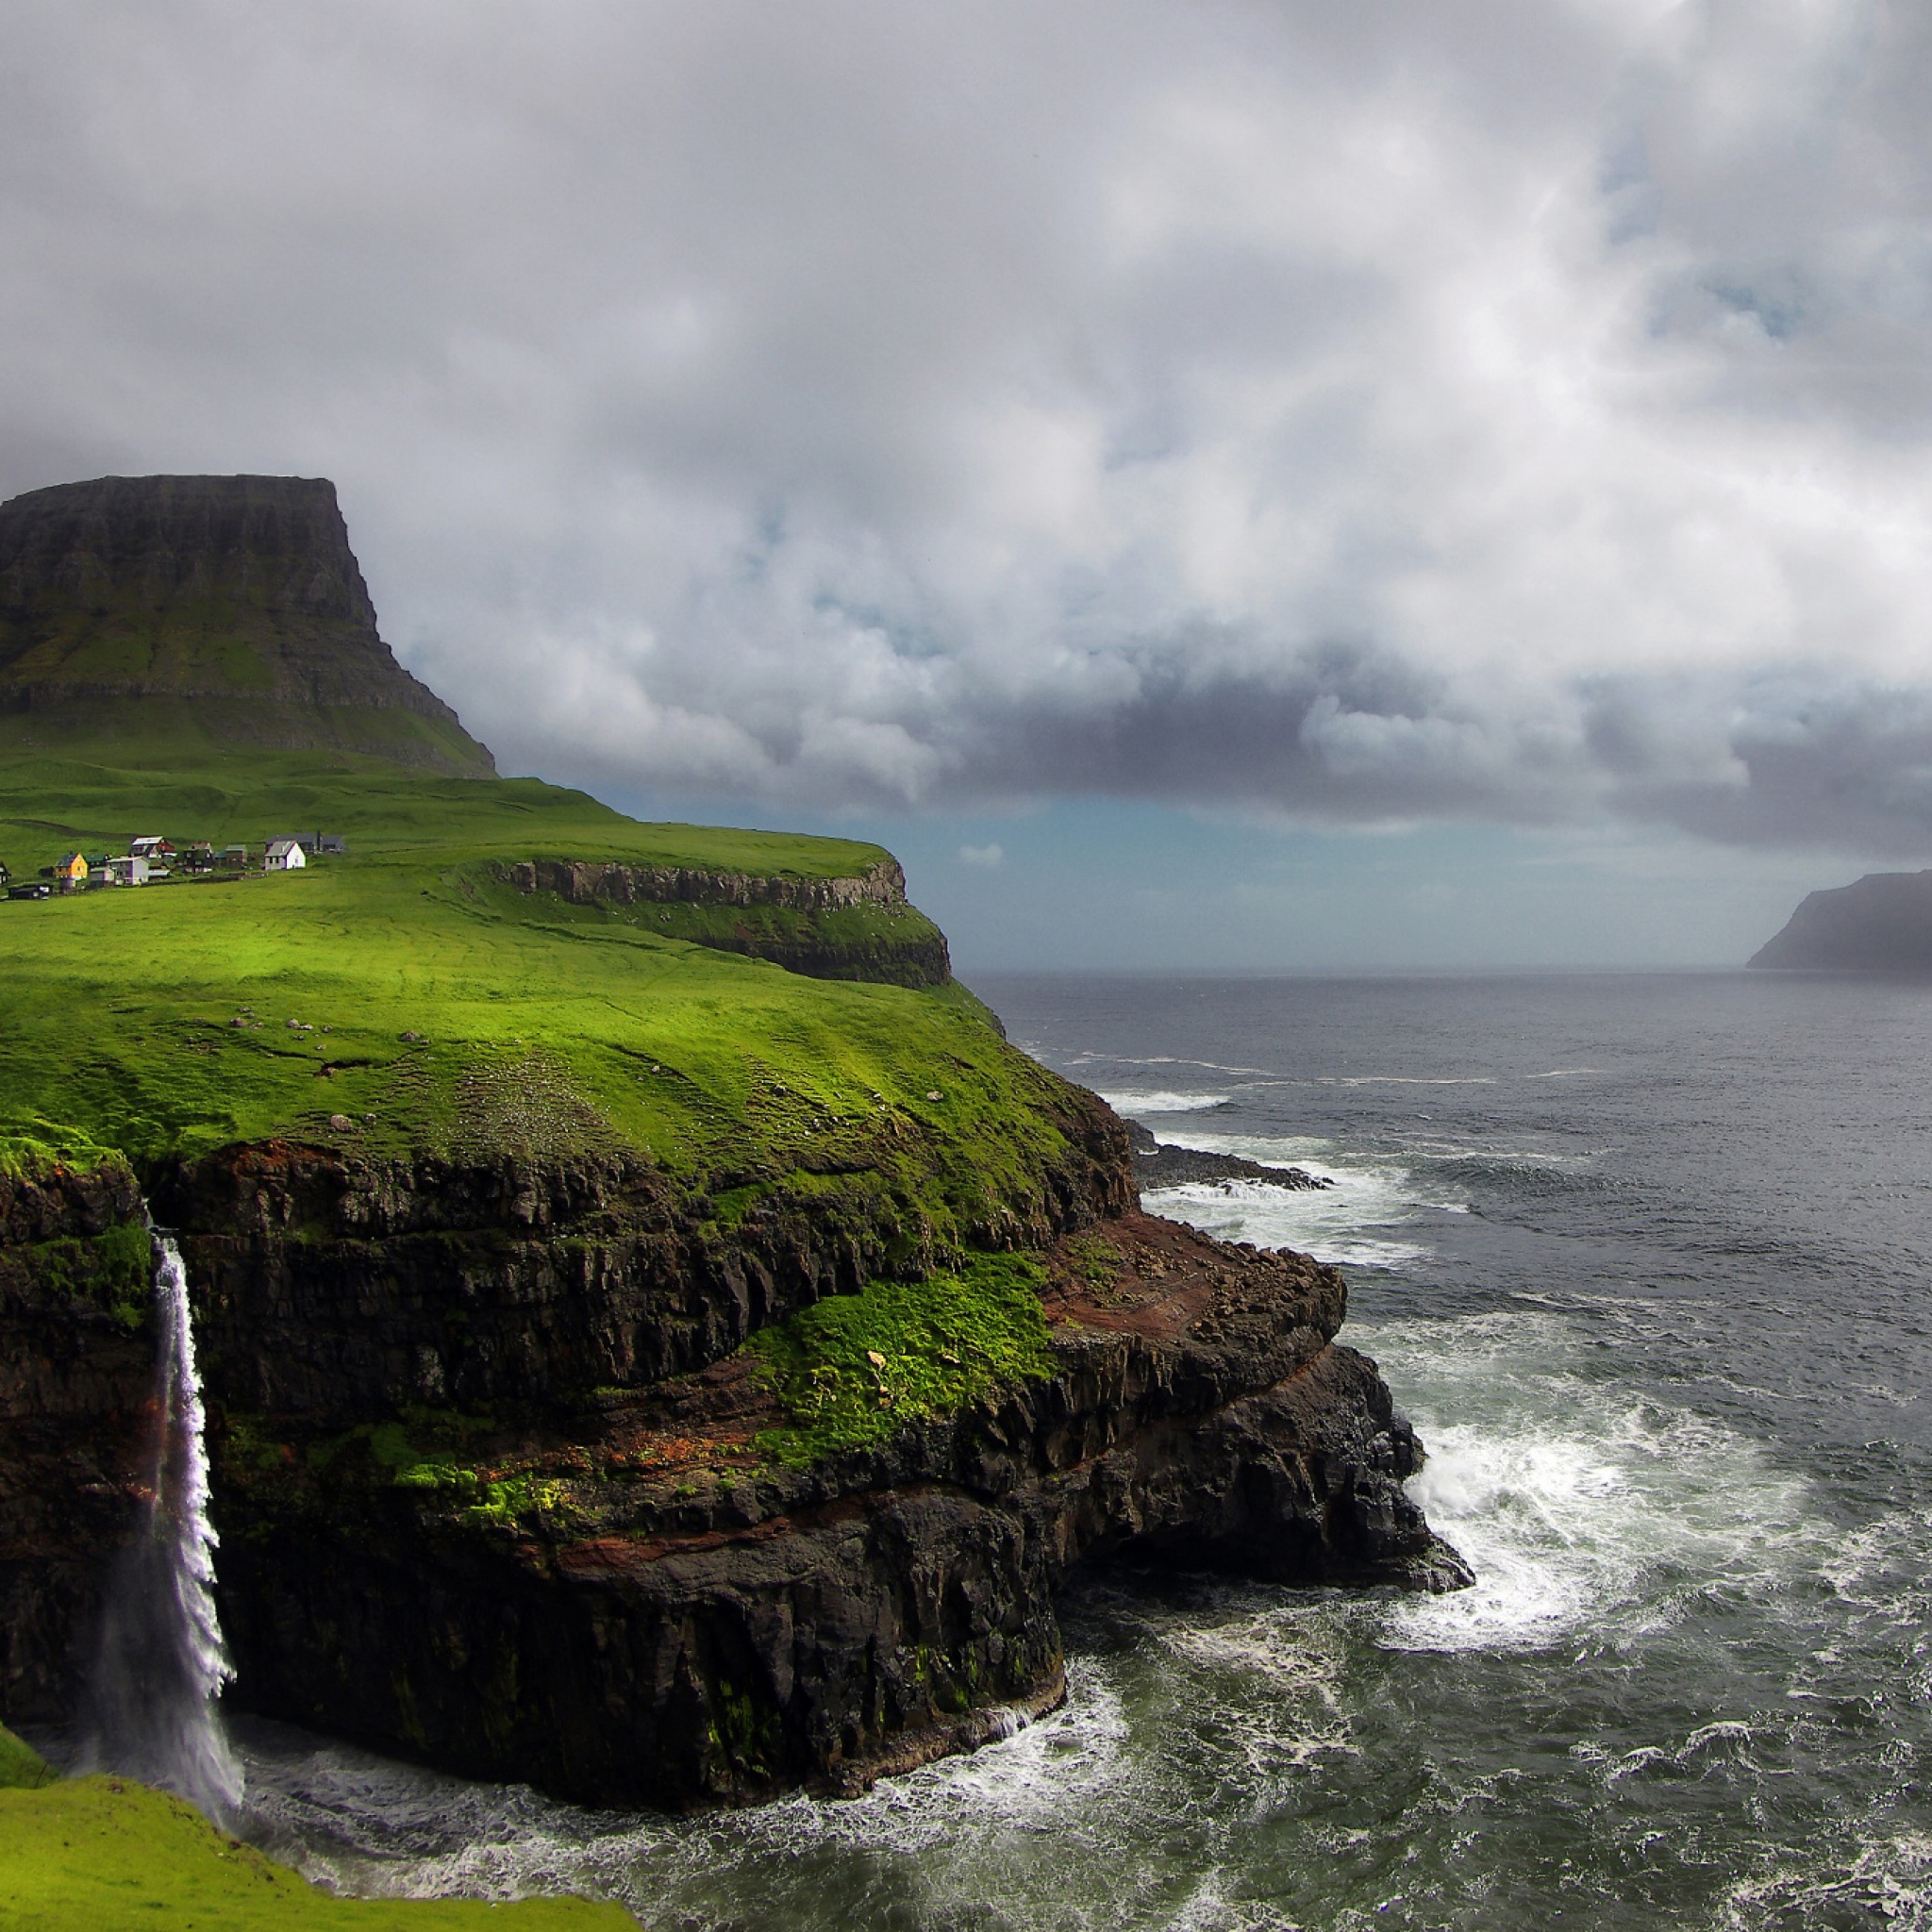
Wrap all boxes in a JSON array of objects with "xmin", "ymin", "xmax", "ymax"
[
  {"xmin": 0, "ymin": 475, "xmax": 493, "ymax": 775},
  {"xmin": 1749, "ymin": 871, "xmax": 1932, "ymax": 971}
]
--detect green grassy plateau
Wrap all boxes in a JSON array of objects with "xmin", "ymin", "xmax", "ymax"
[
  {"xmin": 0, "ymin": 1777, "xmax": 631, "ymax": 1930},
  {"xmin": 0, "ymin": 747, "xmax": 1063, "ymax": 1251}
]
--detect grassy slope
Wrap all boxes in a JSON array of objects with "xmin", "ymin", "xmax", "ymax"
[
  {"xmin": 0, "ymin": 1778, "xmax": 631, "ymax": 1930},
  {"xmin": 0, "ymin": 1735, "xmax": 625, "ymax": 1932},
  {"xmin": 0, "ymin": 1725, "xmax": 58, "ymax": 1790},
  {"xmin": 0, "ymin": 748, "xmax": 991, "ymax": 1162}
]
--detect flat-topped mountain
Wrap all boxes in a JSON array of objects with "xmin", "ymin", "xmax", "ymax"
[
  {"xmin": 0, "ymin": 474, "xmax": 492, "ymax": 774},
  {"xmin": 1748, "ymin": 871, "xmax": 1932, "ymax": 972}
]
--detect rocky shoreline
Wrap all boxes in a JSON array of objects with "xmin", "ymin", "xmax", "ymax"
[
  {"xmin": 0, "ymin": 1124, "xmax": 1466, "ymax": 1809},
  {"xmin": 208, "ymin": 1208, "xmax": 1465, "ymax": 1807},
  {"xmin": 1127, "ymin": 1120, "xmax": 1332, "ymax": 1192}
]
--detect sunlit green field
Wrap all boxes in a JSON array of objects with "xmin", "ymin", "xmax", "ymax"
[{"xmin": 0, "ymin": 746, "xmax": 1073, "ymax": 1241}]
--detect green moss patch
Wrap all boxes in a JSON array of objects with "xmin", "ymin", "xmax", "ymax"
[
  {"xmin": 0, "ymin": 1775, "xmax": 632, "ymax": 1928},
  {"xmin": 0, "ymin": 1725, "xmax": 57, "ymax": 1790},
  {"xmin": 747, "ymin": 1254, "xmax": 1055, "ymax": 1465}
]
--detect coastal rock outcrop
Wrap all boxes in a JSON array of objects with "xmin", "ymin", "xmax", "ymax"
[
  {"xmin": 0, "ymin": 1099, "xmax": 1466, "ymax": 1805},
  {"xmin": 1126, "ymin": 1120, "xmax": 1331, "ymax": 1192},
  {"xmin": 207, "ymin": 1209, "xmax": 1466, "ymax": 1807}
]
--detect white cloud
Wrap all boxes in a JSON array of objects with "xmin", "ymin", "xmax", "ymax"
[
  {"xmin": 959, "ymin": 842, "xmax": 1006, "ymax": 869},
  {"xmin": 5, "ymin": 1, "xmax": 1932, "ymax": 851}
]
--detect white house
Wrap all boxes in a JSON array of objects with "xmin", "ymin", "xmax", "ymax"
[
  {"xmin": 104, "ymin": 855, "xmax": 149, "ymax": 887},
  {"xmin": 263, "ymin": 838, "xmax": 306, "ymax": 872}
]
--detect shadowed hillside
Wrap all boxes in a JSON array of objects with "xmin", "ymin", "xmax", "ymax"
[{"xmin": 0, "ymin": 475, "xmax": 493, "ymax": 775}]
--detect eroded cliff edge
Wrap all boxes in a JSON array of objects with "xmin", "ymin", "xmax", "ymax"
[{"xmin": 1, "ymin": 1110, "xmax": 1467, "ymax": 1809}]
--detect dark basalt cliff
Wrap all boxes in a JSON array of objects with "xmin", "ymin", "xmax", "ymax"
[
  {"xmin": 1749, "ymin": 870, "xmax": 1932, "ymax": 972},
  {"xmin": 0, "ymin": 1108, "xmax": 1467, "ymax": 1807},
  {"xmin": 208, "ymin": 1212, "xmax": 1460, "ymax": 1807},
  {"xmin": 0, "ymin": 1157, "xmax": 154, "ymax": 1722},
  {"xmin": 0, "ymin": 475, "xmax": 493, "ymax": 774}
]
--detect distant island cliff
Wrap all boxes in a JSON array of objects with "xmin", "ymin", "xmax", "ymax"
[{"xmin": 1749, "ymin": 871, "xmax": 1932, "ymax": 972}]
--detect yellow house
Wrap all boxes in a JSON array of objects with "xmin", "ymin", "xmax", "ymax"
[{"xmin": 53, "ymin": 851, "xmax": 88, "ymax": 889}]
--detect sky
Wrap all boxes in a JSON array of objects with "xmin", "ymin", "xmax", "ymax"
[{"xmin": 6, "ymin": 0, "xmax": 1932, "ymax": 969}]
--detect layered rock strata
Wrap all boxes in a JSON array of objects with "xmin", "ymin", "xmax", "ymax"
[
  {"xmin": 207, "ymin": 1209, "xmax": 1465, "ymax": 1808},
  {"xmin": 1, "ymin": 1097, "xmax": 1466, "ymax": 1809},
  {"xmin": 505, "ymin": 857, "xmax": 910, "ymax": 914}
]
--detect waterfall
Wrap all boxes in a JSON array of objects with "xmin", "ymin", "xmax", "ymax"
[{"xmin": 80, "ymin": 1232, "xmax": 242, "ymax": 1821}]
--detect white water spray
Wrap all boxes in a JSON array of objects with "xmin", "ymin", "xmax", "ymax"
[{"xmin": 81, "ymin": 1233, "xmax": 242, "ymax": 1820}]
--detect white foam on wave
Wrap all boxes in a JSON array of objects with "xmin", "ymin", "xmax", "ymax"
[
  {"xmin": 1101, "ymin": 1089, "xmax": 1232, "ymax": 1113},
  {"xmin": 1353, "ymin": 1309, "xmax": 1832, "ymax": 1656},
  {"xmin": 1068, "ymin": 1053, "xmax": 1275, "ymax": 1077},
  {"xmin": 1140, "ymin": 1129, "xmax": 1462, "ymax": 1271},
  {"xmin": 241, "ymin": 1663, "xmax": 1148, "ymax": 1924},
  {"xmin": 1716, "ymin": 1826, "xmax": 1932, "ymax": 1929},
  {"xmin": 1144, "ymin": 1181, "xmax": 1432, "ymax": 1272}
]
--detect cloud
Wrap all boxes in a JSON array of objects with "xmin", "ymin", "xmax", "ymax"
[
  {"xmin": 959, "ymin": 842, "xmax": 1005, "ymax": 869},
  {"xmin": 6, "ymin": 1, "xmax": 1932, "ymax": 853}
]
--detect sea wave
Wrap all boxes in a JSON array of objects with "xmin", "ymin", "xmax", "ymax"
[
  {"xmin": 1354, "ymin": 1310, "xmax": 1834, "ymax": 1657},
  {"xmin": 1099, "ymin": 1090, "xmax": 1233, "ymax": 1113}
]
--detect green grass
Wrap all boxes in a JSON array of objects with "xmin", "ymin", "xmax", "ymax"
[
  {"xmin": 0, "ymin": 746, "xmax": 1086, "ymax": 1258},
  {"xmin": 0, "ymin": 1777, "xmax": 633, "ymax": 1929},
  {"xmin": 0, "ymin": 1726, "xmax": 57, "ymax": 1790},
  {"xmin": 0, "ymin": 745, "xmax": 886, "ymax": 879},
  {"xmin": 747, "ymin": 1254, "xmax": 1056, "ymax": 1464}
]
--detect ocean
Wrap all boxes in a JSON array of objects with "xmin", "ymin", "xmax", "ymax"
[{"xmin": 227, "ymin": 970, "xmax": 1932, "ymax": 1929}]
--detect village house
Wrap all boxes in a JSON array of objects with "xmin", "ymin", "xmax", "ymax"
[
  {"xmin": 219, "ymin": 843, "xmax": 249, "ymax": 871},
  {"xmin": 263, "ymin": 838, "xmax": 306, "ymax": 873},
  {"xmin": 180, "ymin": 841, "xmax": 216, "ymax": 875},
  {"xmin": 129, "ymin": 836, "xmax": 174, "ymax": 863},
  {"xmin": 48, "ymin": 852, "xmax": 89, "ymax": 891},
  {"xmin": 104, "ymin": 855, "xmax": 149, "ymax": 887}
]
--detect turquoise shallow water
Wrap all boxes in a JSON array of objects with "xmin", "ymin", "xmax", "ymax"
[{"xmin": 227, "ymin": 972, "xmax": 1932, "ymax": 1929}]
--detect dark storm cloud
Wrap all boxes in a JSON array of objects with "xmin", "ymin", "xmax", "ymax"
[{"xmin": 6, "ymin": 1, "xmax": 1932, "ymax": 853}]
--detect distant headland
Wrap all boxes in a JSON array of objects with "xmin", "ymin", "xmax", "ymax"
[{"xmin": 1749, "ymin": 871, "xmax": 1932, "ymax": 972}]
